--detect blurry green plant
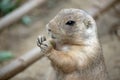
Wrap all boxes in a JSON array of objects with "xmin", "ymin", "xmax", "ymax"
[
  {"xmin": 0, "ymin": 0, "xmax": 24, "ymax": 15},
  {"xmin": 21, "ymin": 16, "xmax": 32, "ymax": 25},
  {"xmin": 0, "ymin": 51, "xmax": 14, "ymax": 62},
  {"xmin": 0, "ymin": 0, "xmax": 32, "ymax": 25}
]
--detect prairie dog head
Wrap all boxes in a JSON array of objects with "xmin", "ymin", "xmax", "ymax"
[{"xmin": 47, "ymin": 9, "xmax": 98, "ymax": 44}]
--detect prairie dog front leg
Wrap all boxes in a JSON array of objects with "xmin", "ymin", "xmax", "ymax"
[{"xmin": 47, "ymin": 49, "xmax": 77, "ymax": 73}]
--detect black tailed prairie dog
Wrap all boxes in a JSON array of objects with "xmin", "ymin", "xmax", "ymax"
[{"xmin": 37, "ymin": 8, "xmax": 108, "ymax": 80}]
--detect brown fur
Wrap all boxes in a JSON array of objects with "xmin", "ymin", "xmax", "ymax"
[{"xmin": 37, "ymin": 8, "xmax": 108, "ymax": 80}]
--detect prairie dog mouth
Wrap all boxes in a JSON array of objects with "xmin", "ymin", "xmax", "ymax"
[{"xmin": 51, "ymin": 34, "xmax": 56, "ymax": 39}]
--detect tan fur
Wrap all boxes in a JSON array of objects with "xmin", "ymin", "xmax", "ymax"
[{"xmin": 37, "ymin": 8, "xmax": 108, "ymax": 80}]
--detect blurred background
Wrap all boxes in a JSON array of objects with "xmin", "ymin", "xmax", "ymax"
[{"xmin": 0, "ymin": 0, "xmax": 120, "ymax": 80}]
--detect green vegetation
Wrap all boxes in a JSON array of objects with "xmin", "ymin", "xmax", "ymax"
[{"xmin": 0, "ymin": 51, "xmax": 14, "ymax": 62}]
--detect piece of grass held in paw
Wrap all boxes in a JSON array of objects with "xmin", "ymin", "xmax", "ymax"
[
  {"xmin": 37, "ymin": 8, "xmax": 109, "ymax": 80},
  {"xmin": 49, "ymin": 39, "xmax": 56, "ymax": 48}
]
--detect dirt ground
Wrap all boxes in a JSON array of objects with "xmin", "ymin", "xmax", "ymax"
[{"xmin": 0, "ymin": 0, "xmax": 120, "ymax": 80}]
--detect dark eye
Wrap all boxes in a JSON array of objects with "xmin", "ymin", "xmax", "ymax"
[{"xmin": 65, "ymin": 20, "xmax": 75, "ymax": 26}]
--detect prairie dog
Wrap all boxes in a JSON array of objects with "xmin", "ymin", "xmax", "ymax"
[{"xmin": 37, "ymin": 8, "xmax": 108, "ymax": 80}]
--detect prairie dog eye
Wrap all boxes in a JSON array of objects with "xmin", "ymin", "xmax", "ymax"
[{"xmin": 66, "ymin": 20, "xmax": 75, "ymax": 26}]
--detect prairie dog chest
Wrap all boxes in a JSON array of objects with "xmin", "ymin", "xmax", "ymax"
[{"xmin": 55, "ymin": 44, "xmax": 71, "ymax": 51}]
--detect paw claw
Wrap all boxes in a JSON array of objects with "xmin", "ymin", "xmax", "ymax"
[
  {"xmin": 37, "ymin": 38, "xmax": 41, "ymax": 44},
  {"xmin": 38, "ymin": 35, "xmax": 46, "ymax": 43},
  {"xmin": 42, "ymin": 36, "xmax": 46, "ymax": 42}
]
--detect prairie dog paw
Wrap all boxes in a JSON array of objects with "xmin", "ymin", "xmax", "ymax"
[{"xmin": 37, "ymin": 35, "xmax": 53, "ymax": 54}]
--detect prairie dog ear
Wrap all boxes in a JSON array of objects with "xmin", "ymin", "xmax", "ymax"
[{"xmin": 83, "ymin": 17, "xmax": 92, "ymax": 29}]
